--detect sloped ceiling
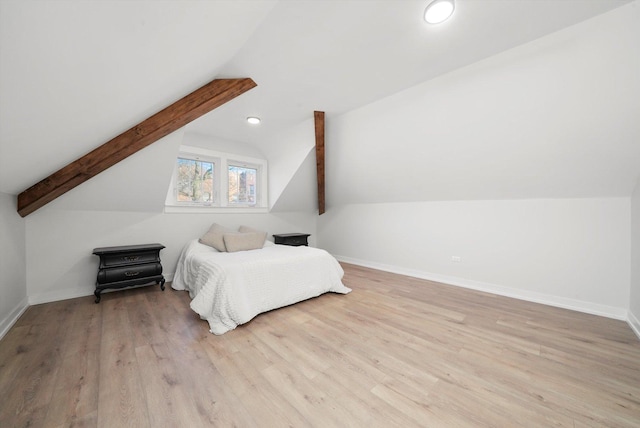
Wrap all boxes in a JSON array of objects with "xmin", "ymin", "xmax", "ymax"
[
  {"xmin": 0, "ymin": 0, "xmax": 277, "ymax": 195},
  {"xmin": 0, "ymin": 0, "xmax": 636, "ymax": 205},
  {"xmin": 326, "ymin": 2, "xmax": 640, "ymax": 205}
]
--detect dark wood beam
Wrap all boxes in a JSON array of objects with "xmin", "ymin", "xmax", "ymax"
[
  {"xmin": 314, "ymin": 111, "xmax": 325, "ymax": 215},
  {"xmin": 17, "ymin": 78, "xmax": 257, "ymax": 217}
]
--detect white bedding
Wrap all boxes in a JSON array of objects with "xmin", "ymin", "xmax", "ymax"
[{"xmin": 172, "ymin": 239, "xmax": 351, "ymax": 334}]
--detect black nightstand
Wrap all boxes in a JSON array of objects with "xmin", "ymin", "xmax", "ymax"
[
  {"xmin": 92, "ymin": 243, "xmax": 165, "ymax": 303},
  {"xmin": 273, "ymin": 233, "xmax": 310, "ymax": 247}
]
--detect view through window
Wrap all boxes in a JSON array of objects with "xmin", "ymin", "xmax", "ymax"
[
  {"xmin": 228, "ymin": 165, "xmax": 257, "ymax": 206},
  {"xmin": 167, "ymin": 147, "xmax": 267, "ymax": 211},
  {"xmin": 176, "ymin": 158, "xmax": 214, "ymax": 204}
]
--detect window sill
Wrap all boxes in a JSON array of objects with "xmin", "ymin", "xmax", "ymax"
[{"xmin": 164, "ymin": 206, "xmax": 269, "ymax": 214}]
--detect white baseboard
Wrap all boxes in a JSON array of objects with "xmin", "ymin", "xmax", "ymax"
[
  {"xmin": 0, "ymin": 297, "xmax": 29, "ymax": 341},
  {"xmin": 335, "ymin": 255, "xmax": 628, "ymax": 321},
  {"xmin": 29, "ymin": 286, "xmax": 95, "ymax": 305},
  {"xmin": 628, "ymin": 310, "xmax": 640, "ymax": 340},
  {"xmin": 28, "ymin": 272, "xmax": 175, "ymax": 305}
]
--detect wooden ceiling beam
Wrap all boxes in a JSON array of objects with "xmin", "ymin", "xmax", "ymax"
[
  {"xmin": 314, "ymin": 111, "xmax": 325, "ymax": 215},
  {"xmin": 17, "ymin": 78, "xmax": 257, "ymax": 217}
]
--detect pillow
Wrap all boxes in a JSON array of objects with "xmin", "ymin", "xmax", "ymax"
[
  {"xmin": 238, "ymin": 225, "xmax": 271, "ymax": 248},
  {"xmin": 223, "ymin": 231, "xmax": 267, "ymax": 253},
  {"xmin": 199, "ymin": 223, "xmax": 232, "ymax": 252},
  {"xmin": 239, "ymin": 225, "xmax": 264, "ymax": 234}
]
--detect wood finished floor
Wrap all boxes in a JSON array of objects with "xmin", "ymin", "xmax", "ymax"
[{"xmin": 1, "ymin": 263, "xmax": 639, "ymax": 427}]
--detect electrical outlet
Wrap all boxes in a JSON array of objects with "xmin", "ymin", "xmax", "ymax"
[{"xmin": 451, "ymin": 256, "xmax": 462, "ymax": 263}]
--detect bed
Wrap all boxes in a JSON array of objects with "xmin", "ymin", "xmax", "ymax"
[{"xmin": 172, "ymin": 238, "xmax": 351, "ymax": 334}]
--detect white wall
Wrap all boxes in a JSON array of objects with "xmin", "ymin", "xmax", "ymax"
[
  {"xmin": 7, "ymin": 0, "xmax": 639, "ymax": 330},
  {"xmin": 264, "ymin": 118, "xmax": 316, "ymax": 211},
  {"xmin": 182, "ymin": 132, "xmax": 265, "ymax": 159},
  {"xmin": 271, "ymin": 149, "xmax": 318, "ymax": 213},
  {"xmin": 630, "ymin": 176, "xmax": 640, "ymax": 336},
  {"xmin": 25, "ymin": 207, "xmax": 316, "ymax": 304},
  {"xmin": 316, "ymin": 4, "xmax": 639, "ymax": 323},
  {"xmin": 21, "ymin": 127, "xmax": 318, "ymax": 305},
  {"xmin": 0, "ymin": 192, "xmax": 28, "ymax": 339},
  {"xmin": 319, "ymin": 198, "xmax": 630, "ymax": 319}
]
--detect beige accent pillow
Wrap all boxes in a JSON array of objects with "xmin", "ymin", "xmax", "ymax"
[
  {"xmin": 239, "ymin": 225, "xmax": 264, "ymax": 234},
  {"xmin": 238, "ymin": 225, "xmax": 270, "ymax": 247},
  {"xmin": 199, "ymin": 223, "xmax": 232, "ymax": 252},
  {"xmin": 223, "ymin": 231, "xmax": 267, "ymax": 253}
]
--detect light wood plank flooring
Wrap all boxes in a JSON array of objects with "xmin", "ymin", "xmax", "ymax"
[{"xmin": 1, "ymin": 263, "xmax": 639, "ymax": 427}]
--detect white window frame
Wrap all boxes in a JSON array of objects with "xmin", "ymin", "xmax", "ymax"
[
  {"xmin": 226, "ymin": 159, "xmax": 262, "ymax": 208},
  {"xmin": 165, "ymin": 145, "xmax": 268, "ymax": 213}
]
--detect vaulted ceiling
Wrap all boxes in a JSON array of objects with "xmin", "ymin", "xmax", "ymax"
[{"xmin": 0, "ymin": 0, "xmax": 636, "ymax": 201}]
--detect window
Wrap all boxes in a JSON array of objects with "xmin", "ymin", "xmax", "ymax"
[
  {"xmin": 228, "ymin": 163, "xmax": 258, "ymax": 206},
  {"xmin": 176, "ymin": 158, "xmax": 214, "ymax": 204},
  {"xmin": 166, "ymin": 146, "xmax": 267, "ymax": 212}
]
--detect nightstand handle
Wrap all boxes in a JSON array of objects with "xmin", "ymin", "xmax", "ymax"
[
  {"xmin": 125, "ymin": 271, "xmax": 141, "ymax": 277},
  {"xmin": 123, "ymin": 256, "xmax": 140, "ymax": 262}
]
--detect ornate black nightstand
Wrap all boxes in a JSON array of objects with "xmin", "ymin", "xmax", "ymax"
[
  {"xmin": 92, "ymin": 243, "xmax": 165, "ymax": 303},
  {"xmin": 273, "ymin": 233, "xmax": 311, "ymax": 247}
]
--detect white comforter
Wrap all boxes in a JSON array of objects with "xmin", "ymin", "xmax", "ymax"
[{"xmin": 172, "ymin": 239, "xmax": 351, "ymax": 334}]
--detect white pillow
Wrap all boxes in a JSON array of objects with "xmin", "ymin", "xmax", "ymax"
[
  {"xmin": 223, "ymin": 231, "xmax": 267, "ymax": 253},
  {"xmin": 199, "ymin": 223, "xmax": 232, "ymax": 252}
]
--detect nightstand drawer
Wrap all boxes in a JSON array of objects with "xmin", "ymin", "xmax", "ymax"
[
  {"xmin": 100, "ymin": 251, "xmax": 159, "ymax": 267},
  {"xmin": 97, "ymin": 263, "xmax": 162, "ymax": 284},
  {"xmin": 286, "ymin": 236, "xmax": 307, "ymax": 246},
  {"xmin": 273, "ymin": 233, "xmax": 311, "ymax": 246}
]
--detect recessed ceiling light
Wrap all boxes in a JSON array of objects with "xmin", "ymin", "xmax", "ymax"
[
  {"xmin": 246, "ymin": 116, "xmax": 261, "ymax": 125},
  {"xmin": 424, "ymin": 0, "xmax": 455, "ymax": 24}
]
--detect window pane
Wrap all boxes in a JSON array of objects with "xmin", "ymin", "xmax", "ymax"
[
  {"xmin": 176, "ymin": 158, "xmax": 214, "ymax": 203},
  {"xmin": 228, "ymin": 165, "xmax": 257, "ymax": 205}
]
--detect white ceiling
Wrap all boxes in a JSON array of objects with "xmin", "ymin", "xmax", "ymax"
[
  {"xmin": 0, "ymin": 0, "xmax": 633, "ymax": 195},
  {"xmin": 189, "ymin": 0, "xmax": 633, "ymax": 144}
]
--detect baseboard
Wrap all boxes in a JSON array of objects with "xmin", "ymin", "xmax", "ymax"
[
  {"xmin": 335, "ymin": 255, "xmax": 628, "ymax": 321},
  {"xmin": 0, "ymin": 297, "xmax": 29, "ymax": 341},
  {"xmin": 628, "ymin": 310, "xmax": 640, "ymax": 340},
  {"xmin": 29, "ymin": 286, "xmax": 95, "ymax": 305},
  {"xmin": 28, "ymin": 272, "xmax": 175, "ymax": 305}
]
